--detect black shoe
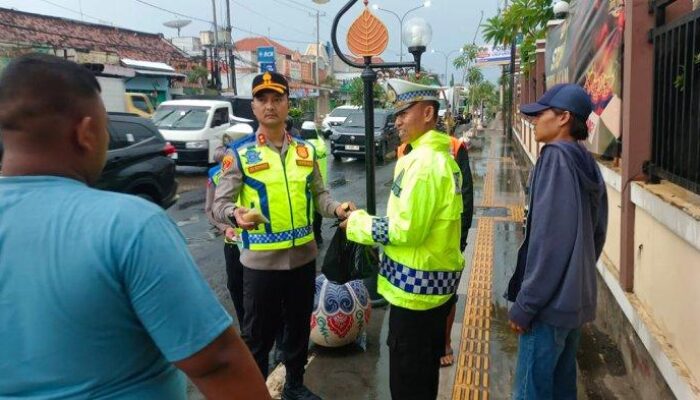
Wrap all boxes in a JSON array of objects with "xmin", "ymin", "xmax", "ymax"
[{"xmin": 281, "ymin": 383, "xmax": 322, "ymax": 400}]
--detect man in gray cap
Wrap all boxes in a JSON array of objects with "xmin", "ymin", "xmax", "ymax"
[{"xmin": 507, "ymin": 83, "xmax": 608, "ymax": 399}]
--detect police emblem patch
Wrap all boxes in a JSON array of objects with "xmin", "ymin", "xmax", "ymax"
[
  {"xmin": 296, "ymin": 145, "xmax": 309, "ymax": 159},
  {"xmin": 245, "ymin": 147, "xmax": 263, "ymax": 164},
  {"xmin": 386, "ymin": 87, "xmax": 397, "ymax": 103},
  {"xmin": 391, "ymin": 170, "xmax": 404, "ymax": 197},
  {"xmin": 221, "ymin": 154, "xmax": 234, "ymax": 172}
]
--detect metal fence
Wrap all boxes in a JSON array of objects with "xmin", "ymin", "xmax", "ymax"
[{"xmin": 648, "ymin": 3, "xmax": 700, "ymax": 194}]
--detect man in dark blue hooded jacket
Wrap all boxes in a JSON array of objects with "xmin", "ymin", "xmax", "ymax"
[{"xmin": 506, "ymin": 83, "xmax": 608, "ymax": 399}]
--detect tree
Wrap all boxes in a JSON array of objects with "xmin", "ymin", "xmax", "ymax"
[
  {"xmin": 452, "ymin": 43, "xmax": 480, "ymax": 85},
  {"xmin": 187, "ymin": 65, "xmax": 208, "ymax": 88},
  {"xmin": 479, "ymin": 0, "xmax": 553, "ymax": 71},
  {"xmin": 347, "ymin": 77, "xmax": 385, "ymax": 107}
]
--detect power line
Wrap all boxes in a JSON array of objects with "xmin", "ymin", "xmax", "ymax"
[
  {"xmin": 132, "ymin": 0, "xmax": 212, "ymax": 24},
  {"xmin": 270, "ymin": 0, "xmax": 309, "ymax": 14},
  {"xmin": 35, "ymin": 0, "xmax": 114, "ymax": 25},
  {"xmin": 278, "ymin": 0, "xmax": 317, "ymax": 12},
  {"xmin": 231, "ymin": 0, "xmax": 313, "ymax": 38},
  {"xmin": 131, "ymin": 0, "xmax": 316, "ymax": 46}
]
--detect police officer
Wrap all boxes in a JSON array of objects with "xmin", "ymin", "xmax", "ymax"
[
  {"xmin": 213, "ymin": 71, "xmax": 354, "ymax": 400},
  {"xmin": 342, "ymin": 79, "xmax": 464, "ymax": 400}
]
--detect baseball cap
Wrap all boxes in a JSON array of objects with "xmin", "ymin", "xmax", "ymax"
[
  {"xmin": 252, "ymin": 71, "xmax": 289, "ymax": 96},
  {"xmin": 519, "ymin": 83, "xmax": 593, "ymax": 120}
]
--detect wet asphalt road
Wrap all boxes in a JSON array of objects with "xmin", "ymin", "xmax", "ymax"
[
  {"xmin": 167, "ymin": 147, "xmax": 398, "ymax": 399},
  {"xmin": 168, "ymin": 147, "xmax": 398, "ymax": 324}
]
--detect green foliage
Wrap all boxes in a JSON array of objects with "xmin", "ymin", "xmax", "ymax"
[
  {"xmin": 452, "ymin": 43, "xmax": 479, "ymax": 71},
  {"xmin": 466, "ymin": 67, "xmax": 484, "ymax": 86},
  {"xmin": 673, "ymin": 66, "xmax": 686, "ymax": 91},
  {"xmin": 288, "ymin": 107, "xmax": 303, "ymax": 119},
  {"xmin": 187, "ymin": 65, "xmax": 208, "ymax": 86},
  {"xmin": 479, "ymin": 0, "xmax": 553, "ymax": 70},
  {"xmin": 347, "ymin": 77, "xmax": 386, "ymax": 107}
]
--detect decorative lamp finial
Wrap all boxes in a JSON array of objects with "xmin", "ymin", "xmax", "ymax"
[{"xmin": 346, "ymin": 6, "xmax": 389, "ymax": 57}]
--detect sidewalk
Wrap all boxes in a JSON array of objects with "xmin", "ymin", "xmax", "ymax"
[
  {"xmin": 282, "ymin": 120, "xmax": 639, "ymax": 399},
  {"xmin": 296, "ymin": 120, "xmax": 531, "ymax": 399}
]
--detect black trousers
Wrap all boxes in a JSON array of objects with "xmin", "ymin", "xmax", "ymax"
[
  {"xmin": 241, "ymin": 260, "xmax": 316, "ymax": 382},
  {"xmin": 387, "ymin": 300, "xmax": 453, "ymax": 400},
  {"xmin": 223, "ymin": 243, "xmax": 245, "ymax": 324}
]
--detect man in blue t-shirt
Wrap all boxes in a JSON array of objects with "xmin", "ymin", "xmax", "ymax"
[{"xmin": 0, "ymin": 54, "xmax": 270, "ymax": 399}]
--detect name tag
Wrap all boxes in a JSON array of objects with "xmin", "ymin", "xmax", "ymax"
[
  {"xmin": 248, "ymin": 163, "xmax": 270, "ymax": 174},
  {"xmin": 296, "ymin": 160, "xmax": 314, "ymax": 167}
]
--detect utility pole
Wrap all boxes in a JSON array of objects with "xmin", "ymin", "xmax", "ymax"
[
  {"xmin": 211, "ymin": 0, "xmax": 221, "ymax": 91},
  {"xmin": 311, "ymin": 10, "xmax": 326, "ymax": 122},
  {"xmin": 507, "ymin": 0, "xmax": 515, "ymax": 138},
  {"xmin": 225, "ymin": 0, "xmax": 237, "ymax": 94}
]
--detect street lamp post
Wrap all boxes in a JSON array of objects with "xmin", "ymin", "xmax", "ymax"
[
  {"xmin": 372, "ymin": 1, "xmax": 430, "ymax": 62},
  {"xmin": 431, "ymin": 49, "xmax": 460, "ymax": 85},
  {"xmin": 314, "ymin": 0, "xmax": 431, "ymax": 305}
]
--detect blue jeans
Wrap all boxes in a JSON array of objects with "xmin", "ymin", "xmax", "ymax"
[{"xmin": 512, "ymin": 321, "xmax": 581, "ymax": 400}]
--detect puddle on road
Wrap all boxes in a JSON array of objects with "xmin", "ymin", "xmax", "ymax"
[
  {"xmin": 176, "ymin": 215, "xmax": 200, "ymax": 227},
  {"xmin": 329, "ymin": 177, "xmax": 348, "ymax": 188}
]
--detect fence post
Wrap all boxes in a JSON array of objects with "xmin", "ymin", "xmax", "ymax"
[{"xmin": 619, "ymin": 0, "xmax": 655, "ymax": 292}]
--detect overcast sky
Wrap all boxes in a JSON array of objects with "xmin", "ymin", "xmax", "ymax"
[{"xmin": 0, "ymin": 0, "xmax": 504, "ymax": 81}]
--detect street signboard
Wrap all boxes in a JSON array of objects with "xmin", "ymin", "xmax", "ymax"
[
  {"xmin": 257, "ymin": 46, "xmax": 276, "ymax": 72},
  {"xmin": 475, "ymin": 46, "xmax": 511, "ymax": 67}
]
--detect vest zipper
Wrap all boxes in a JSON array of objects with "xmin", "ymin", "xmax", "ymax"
[{"xmin": 280, "ymin": 148, "xmax": 296, "ymax": 246}]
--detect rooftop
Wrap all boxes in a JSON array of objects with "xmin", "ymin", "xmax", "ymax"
[{"xmin": 0, "ymin": 7, "xmax": 189, "ymax": 64}]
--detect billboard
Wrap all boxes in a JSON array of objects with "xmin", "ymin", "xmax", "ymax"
[
  {"xmin": 475, "ymin": 46, "xmax": 511, "ymax": 67},
  {"xmin": 257, "ymin": 46, "xmax": 276, "ymax": 72},
  {"xmin": 545, "ymin": 0, "xmax": 624, "ymax": 157}
]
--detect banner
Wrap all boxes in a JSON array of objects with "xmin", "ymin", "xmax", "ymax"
[
  {"xmin": 545, "ymin": 0, "xmax": 625, "ymax": 157},
  {"xmin": 257, "ymin": 46, "xmax": 276, "ymax": 72},
  {"xmin": 475, "ymin": 45, "xmax": 511, "ymax": 67}
]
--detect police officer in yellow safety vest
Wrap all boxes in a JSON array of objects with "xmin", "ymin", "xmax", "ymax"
[
  {"xmin": 213, "ymin": 71, "xmax": 355, "ymax": 400},
  {"xmin": 342, "ymin": 79, "xmax": 464, "ymax": 400}
]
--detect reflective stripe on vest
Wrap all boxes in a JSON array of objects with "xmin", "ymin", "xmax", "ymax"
[
  {"xmin": 235, "ymin": 135, "xmax": 316, "ymax": 250},
  {"xmin": 380, "ymin": 255, "xmax": 461, "ymax": 296},
  {"xmin": 246, "ymin": 225, "xmax": 312, "ymax": 245}
]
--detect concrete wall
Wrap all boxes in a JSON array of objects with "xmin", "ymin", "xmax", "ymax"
[
  {"xmin": 593, "ymin": 273, "xmax": 674, "ymax": 400},
  {"xmin": 634, "ymin": 207, "xmax": 700, "ymax": 385},
  {"xmin": 602, "ymin": 184, "xmax": 622, "ymax": 275}
]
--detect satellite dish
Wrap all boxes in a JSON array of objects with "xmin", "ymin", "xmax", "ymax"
[{"xmin": 163, "ymin": 19, "xmax": 191, "ymax": 37}]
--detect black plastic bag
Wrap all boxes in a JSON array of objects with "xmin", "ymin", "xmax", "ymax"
[{"xmin": 322, "ymin": 226, "xmax": 379, "ymax": 284}]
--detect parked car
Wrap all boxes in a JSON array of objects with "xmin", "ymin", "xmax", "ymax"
[
  {"xmin": 95, "ymin": 113, "xmax": 179, "ymax": 209},
  {"xmin": 329, "ymin": 109, "xmax": 399, "ymax": 161},
  {"xmin": 0, "ymin": 114, "xmax": 178, "ymax": 209},
  {"xmin": 125, "ymin": 92, "xmax": 155, "ymax": 118},
  {"xmin": 321, "ymin": 105, "xmax": 360, "ymax": 138},
  {"xmin": 152, "ymin": 99, "xmax": 233, "ymax": 165}
]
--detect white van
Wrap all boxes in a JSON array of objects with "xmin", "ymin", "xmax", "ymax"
[{"xmin": 153, "ymin": 100, "xmax": 233, "ymax": 165}]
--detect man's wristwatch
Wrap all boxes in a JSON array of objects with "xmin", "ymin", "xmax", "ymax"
[{"xmin": 226, "ymin": 208, "xmax": 239, "ymax": 227}]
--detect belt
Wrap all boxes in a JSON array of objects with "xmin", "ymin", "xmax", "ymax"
[
  {"xmin": 247, "ymin": 225, "xmax": 312, "ymax": 244},
  {"xmin": 380, "ymin": 256, "xmax": 461, "ymax": 296}
]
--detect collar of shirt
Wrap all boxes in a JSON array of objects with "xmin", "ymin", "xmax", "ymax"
[{"xmin": 256, "ymin": 130, "xmax": 291, "ymax": 155}]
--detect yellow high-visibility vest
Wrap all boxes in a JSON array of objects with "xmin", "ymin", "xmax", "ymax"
[
  {"xmin": 346, "ymin": 130, "xmax": 464, "ymax": 310},
  {"xmin": 232, "ymin": 134, "xmax": 316, "ymax": 250}
]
